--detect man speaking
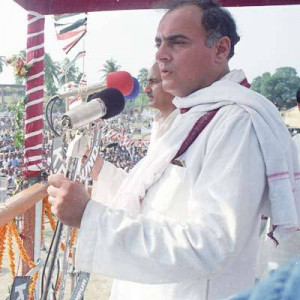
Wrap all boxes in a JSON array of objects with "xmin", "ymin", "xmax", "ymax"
[{"xmin": 48, "ymin": 1, "xmax": 300, "ymax": 299}]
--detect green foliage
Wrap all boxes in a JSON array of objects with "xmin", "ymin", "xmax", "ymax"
[
  {"xmin": 11, "ymin": 97, "xmax": 25, "ymax": 147},
  {"xmin": 251, "ymin": 67, "xmax": 300, "ymax": 110},
  {"xmin": 10, "ymin": 50, "xmax": 82, "ymax": 97},
  {"xmin": 131, "ymin": 93, "xmax": 148, "ymax": 108},
  {"xmin": 101, "ymin": 58, "xmax": 121, "ymax": 79},
  {"xmin": 13, "ymin": 130, "xmax": 25, "ymax": 148},
  {"xmin": 0, "ymin": 56, "xmax": 5, "ymax": 73},
  {"xmin": 45, "ymin": 53, "xmax": 59, "ymax": 96},
  {"xmin": 58, "ymin": 57, "xmax": 80, "ymax": 86},
  {"xmin": 137, "ymin": 68, "xmax": 148, "ymax": 92}
]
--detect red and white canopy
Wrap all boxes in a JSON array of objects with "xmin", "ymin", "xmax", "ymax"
[{"xmin": 13, "ymin": 0, "xmax": 300, "ymax": 15}]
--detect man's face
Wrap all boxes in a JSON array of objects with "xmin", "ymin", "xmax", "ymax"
[
  {"xmin": 155, "ymin": 5, "xmax": 219, "ymax": 97},
  {"xmin": 144, "ymin": 65, "xmax": 174, "ymax": 112}
]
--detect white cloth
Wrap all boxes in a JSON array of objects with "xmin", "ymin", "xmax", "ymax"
[
  {"xmin": 148, "ymin": 109, "xmax": 179, "ymax": 153},
  {"xmin": 111, "ymin": 69, "xmax": 300, "ymax": 241},
  {"xmin": 256, "ymin": 133, "xmax": 300, "ymax": 278},
  {"xmin": 76, "ymin": 69, "xmax": 299, "ymax": 300},
  {"xmin": 92, "ymin": 109, "xmax": 179, "ymax": 202}
]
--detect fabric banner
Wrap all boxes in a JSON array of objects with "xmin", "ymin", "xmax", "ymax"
[{"xmin": 54, "ymin": 13, "xmax": 87, "ymax": 54}]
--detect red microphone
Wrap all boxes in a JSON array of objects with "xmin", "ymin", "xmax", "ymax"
[{"xmin": 106, "ymin": 71, "xmax": 134, "ymax": 96}]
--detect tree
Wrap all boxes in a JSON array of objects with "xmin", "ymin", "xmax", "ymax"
[
  {"xmin": 58, "ymin": 57, "xmax": 80, "ymax": 86},
  {"xmin": 45, "ymin": 53, "xmax": 60, "ymax": 96},
  {"xmin": 137, "ymin": 68, "xmax": 148, "ymax": 92},
  {"xmin": 251, "ymin": 67, "xmax": 300, "ymax": 110},
  {"xmin": 100, "ymin": 58, "xmax": 121, "ymax": 79},
  {"xmin": 0, "ymin": 56, "xmax": 5, "ymax": 73}
]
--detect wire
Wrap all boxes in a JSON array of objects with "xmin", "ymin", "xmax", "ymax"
[
  {"xmin": 41, "ymin": 220, "xmax": 59, "ymax": 297},
  {"xmin": 45, "ymin": 95, "xmax": 61, "ymax": 137}
]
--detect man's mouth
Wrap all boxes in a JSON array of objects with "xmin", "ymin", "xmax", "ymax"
[
  {"xmin": 146, "ymin": 93, "xmax": 154, "ymax": 99},
  {"xmin": 161, "ymin": 69, "xmax": 171, "ymax": 77}
]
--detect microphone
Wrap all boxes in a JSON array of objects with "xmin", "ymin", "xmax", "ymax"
[
  {"xmin": 106, "ymin": 71, "xmax": 134, "ymax": 96},
  {"xmin": 58, "ymin": 71, "xmax": 134, "ymax": 98},
  {"xmin": 61, "ymin": 88, "xmax": 125, "ymax": 130}
]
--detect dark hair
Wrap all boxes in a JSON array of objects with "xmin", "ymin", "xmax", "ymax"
[
  {"xmin": 166, "ymin": 0, "xmax": 240, "ymax": 59},
  {"xmin": 297, "ymin": 89, "xmax": 300, "ymax": 103}
]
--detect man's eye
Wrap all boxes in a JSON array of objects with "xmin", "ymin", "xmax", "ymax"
[
  {"xmin": 173, "ymin": 40, "xmax": 185, "ymax": 45},
  {"xmin": 155, "ymin": 42, "xmax": 161, "ymax": 48}
]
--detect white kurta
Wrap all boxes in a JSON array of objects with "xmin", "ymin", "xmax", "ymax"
[
  {"xmin": 149, "ymin": 109, "xmax": 179, "ymax": 150},
  {"xmin": 76, "ymin": 103, "xmax": 266, "ymax": 300}
]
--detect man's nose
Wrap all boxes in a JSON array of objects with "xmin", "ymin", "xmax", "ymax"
[
  {"xmin": 155, "ymin": 43, "xmax": 171, "ymax": 62},
  {"xmin": 144, "ymin": 83, "xmax": 151, "ymax": 94}
]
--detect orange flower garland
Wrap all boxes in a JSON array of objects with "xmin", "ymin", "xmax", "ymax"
[
  {"xmin": 7, "ymin": 223, "xmax": 16, "ymax": 278},
  {"xmin": 0, "ymin": 225, "xmax": 8, "ymax": 273},
  {"xmin": 43, "ymin": 196, "xmax": 56, "ymax": 231},
  {"xmin": 9, "ymin": 221, "xmax": 37, "ymax": 298}
]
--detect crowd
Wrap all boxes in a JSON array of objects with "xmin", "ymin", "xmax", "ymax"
[
  {"xmin": 101, "ymin": 144, "xmax": 146, "ymax": 172},
  {"xmin": 0, "ymin": 106, "xmax": 150, "ymax": 201},
  {"xmin": 0, "ymin": 114, "xmax": 25, "ymax": 198}
]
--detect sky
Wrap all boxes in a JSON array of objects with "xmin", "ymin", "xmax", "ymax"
[{"xmin": 0, "ymin": 0, "xmax": 300, "ymax": 85}]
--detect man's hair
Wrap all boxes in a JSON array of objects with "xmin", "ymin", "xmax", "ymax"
[{"xmin": 165, "ymin": 0, "xmax": 240, "ymax": 59}]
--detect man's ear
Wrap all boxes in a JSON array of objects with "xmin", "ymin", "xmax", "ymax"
[{"xmin": 215, "ymin": 36, "xmax": 231, "ymax": 63}]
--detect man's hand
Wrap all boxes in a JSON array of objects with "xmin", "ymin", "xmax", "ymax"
[{"xmin": 47, "ymin": 174, "xmax": 90, "ymax": 228}]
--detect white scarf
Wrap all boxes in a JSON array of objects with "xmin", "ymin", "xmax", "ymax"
[{"xmin": 111, "ymin": 69, "xmax": 300, "ymax": 241}]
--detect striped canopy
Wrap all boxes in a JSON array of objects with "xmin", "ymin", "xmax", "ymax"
[{"xmin": 13, "ymin": 0, "xmax": 300, "ymax": 15}]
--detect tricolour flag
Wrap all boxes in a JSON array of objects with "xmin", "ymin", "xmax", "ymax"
[{"xmin": 54, "ymin": 13, "xmax": 87, "ymax": 54}]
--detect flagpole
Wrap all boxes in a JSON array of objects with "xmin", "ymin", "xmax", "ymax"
[{"xmin": 82, "ymin": 15, "xmax": 86, "ymax": 77}]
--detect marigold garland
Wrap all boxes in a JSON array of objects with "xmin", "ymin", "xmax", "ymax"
[
  {"xmin": 1, "ymin": 196, "xmax": 60, "ymax": 297},
  {"xmin": 1, "ymin": 196, "xmax": 78, "ymax": 297},
  {"xmin": 55, "ymin": 272, "xmax": 62, "ymax": 293},
  {"xmin": 28, "ymin": 272, "xmax": 39, "ymax": 300},
  {"xmin": 69, "ymin": 228, "xmax": 78, "ymax": 258},
  {"xmin": 7, "ymin": 223, "xmax": 16, "ymax": 278},
  {"xmin": 9, "ymin": 221, "xmax": 38, "ymax": 298},
  {"xmin": 6, "ymin": 55, "xmax": 32, "ymax": 79},
  {"xmin": 43, "ymin": 196, "xmax": 56, "ymax": 231},
  {"xmin": 0, "ymin": 225, "xmax": 8, "ymax": 273},
  {"xmin": 10, "ymin": 221, "xmax": 35, "ymax": 269}
]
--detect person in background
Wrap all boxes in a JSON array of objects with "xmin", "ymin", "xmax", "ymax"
[
  {"xmin": 144, "ymin": 62, "xmax": 177, "ymax": 148},
  {"xmin": 89, "ymin": 62, "xmax": 177, "ymax": 201}
]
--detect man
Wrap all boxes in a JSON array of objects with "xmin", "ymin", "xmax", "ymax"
[
  {"xmin": 89, "ymin": 62, "xmax": 176, "ymax": 202},
  {"xmin": 144, "ymin": 62, "xmax": 177, "ymax": 148},
  {"xmin": 48, "ymin": 1, "xmax": 300, "ymax": 299}
]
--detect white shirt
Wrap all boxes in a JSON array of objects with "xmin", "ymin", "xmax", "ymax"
[{"xmin": 77, "ymin": 104, "xmax": 266, "ymax": 300}]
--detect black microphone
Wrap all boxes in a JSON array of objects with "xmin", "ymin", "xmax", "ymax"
[{"xmin": 62, "ymin": 88, "xmax": 125, "ymax": 129}]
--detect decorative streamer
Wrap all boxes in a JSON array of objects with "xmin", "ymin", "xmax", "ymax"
[{"xmin": 54, "ymin": 13, "xmax": 87, "ymax": 54}]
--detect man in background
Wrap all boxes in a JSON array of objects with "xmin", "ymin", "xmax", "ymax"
[{"xmin": 144, "ymin": 62, "xmax": 177, "ymax": 148}]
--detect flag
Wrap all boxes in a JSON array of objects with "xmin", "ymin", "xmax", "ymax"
[
  {"xmin": 54, "ymin": 13, "xmax": 87, "ymax": 54},
  {"xmin": 63, "ymin": 50, "xmax": 86, "ymax": 72}
]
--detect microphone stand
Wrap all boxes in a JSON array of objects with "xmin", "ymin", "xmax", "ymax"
[{"xmin": 42, "ymin": 129, "xmax": 91, "ymax": 300}]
